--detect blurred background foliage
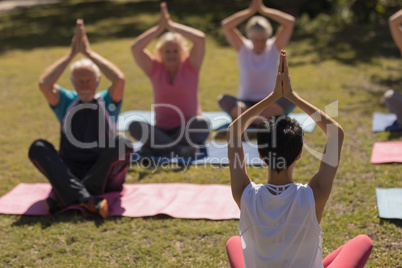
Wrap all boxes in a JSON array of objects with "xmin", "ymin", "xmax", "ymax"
[{"xmin": 0, "ymin": 0, "xmax": 400, "ymax": 54}]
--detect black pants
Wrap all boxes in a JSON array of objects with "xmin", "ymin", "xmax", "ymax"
[
  {"xmin": 128, "ymin": 115, "xmax": 210, "ymax": 153},
  {"xmin": 28, "ymin": 135, "xmax": 133, "ymax": 207}
]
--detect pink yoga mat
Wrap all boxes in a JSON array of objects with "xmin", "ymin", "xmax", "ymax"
[
  {"xmin": 0, "ymin": 183, "xmax": 240, "ymax": 220},
  {"xmin": 370, "ymin": 141, "xmax": 402, "ymax": 164}
]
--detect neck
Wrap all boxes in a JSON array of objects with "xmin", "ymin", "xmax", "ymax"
[
  {"xmin": 267, "ymin": 166, "xmax": 294, "ymax": 185},
  {"xmin": 164, "ymin": 64, "xmax": 179, "ymax": 83}
]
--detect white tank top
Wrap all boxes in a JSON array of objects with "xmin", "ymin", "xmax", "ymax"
[
  {"xmin": 237, "ymin": 38, "xmax": 280, "ymax": 101},
  {"xmin": 238, "ymin": 182, "xmax": 323, "ymax": 268}
]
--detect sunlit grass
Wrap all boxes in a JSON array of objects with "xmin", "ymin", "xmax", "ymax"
[{"xmin": 0, "ymin": 0, "xmax": 401, "ymax": 266}]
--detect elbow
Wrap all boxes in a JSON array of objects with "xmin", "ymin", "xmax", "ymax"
[
  {"xmin": 116, "ymin": 74, "xmax": 125, "ymax": 88},
  {"xmin": 388, "ymin": 16, "xmax": 395, "ymax": 25},
  {"xmin": 221, "ymin": 20, "xmax": 230, "ymax": 30},
  {"xmin": 38, "ymin": 78, "xmax": 48, "ymax": 92},
  {"xmin": 199, "ymin": 31, "xmax": 206, "ymax": 40},
  {"xmin": 286, "ymin": 16, "xmax": 296, "ymax": 28},
  {"xmin": 289, "ymin": 15, "xmax": 296, "ymax": 25},
  {"xmin": 337, "ymin": 126, "xmax": 345, "ymax": 144},
  {"xmin": 118, "ymin": 72, "xmax": 125, "ymax": 82},
  {"xmin": 131, "ymin": 40, "xmax": 140, "ymax": 52}
]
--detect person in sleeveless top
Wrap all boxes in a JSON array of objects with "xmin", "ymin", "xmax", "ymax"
[
  {"xmin": 384, "ymin": 9, "xmax": 402, "ymax": 129},
  {"xmin": 28, "ymin": 19, "xmax": 133, "ymax": 219},
  {"xmin": 226, "ymin": 51, "xmax": 373, "ymax": 267},
  {"xmin": 218, "ymin": 0, "xmax": 295, "ymax": 125},
  {"xmin": 129, "ymin": 2, "xmax": 210, "ymax": 158}
]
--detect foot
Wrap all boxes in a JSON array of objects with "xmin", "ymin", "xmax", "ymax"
[
  {"xmin": 139, "ymin": 144, "xmax": 159, "ymax": 156},
  {"xmin": 385, "ymin": 120, "xmax": 402, "ymax": 131},
  {"xmin": 175, "ymin": 145, "xmax": 199, "ymax": 158},
  {"xmin": 44, "ymin": 197, "xmax": 63, "ymax": 215},
  {"xmin": 80, "ymin": 197, "xmax": 109, "ymax": 219}
]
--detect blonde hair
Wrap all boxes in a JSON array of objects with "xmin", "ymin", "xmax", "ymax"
[
  {"xmin": 70, "ymin": 58, "xmax": 101, "ymax": 83},
  {"xmin": 154, "ymin": 32, "xmax": 188, "ymax": 62},
  {"xmin": 246, "ymin": 16, "xmax": 273, "ymax": 39}
]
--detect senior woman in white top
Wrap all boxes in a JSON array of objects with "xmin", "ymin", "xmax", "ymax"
[{"xmin": 218, "ymin": 0, "xmax": 295, "ymax": 125}]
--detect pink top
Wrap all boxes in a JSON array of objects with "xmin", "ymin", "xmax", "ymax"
[{"xmin": 149, "ymin": 57, "xmax": 202, "ymax": 129}]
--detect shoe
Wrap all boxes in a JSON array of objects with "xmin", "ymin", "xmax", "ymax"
[
  {"xmin": 139, "ymin": 144, "xmax": 158, "ymax": 156},
  {"xmin": 81, "ymin": 197, "xmax": 109, "ymax": 219},
  {"xmin": 175, "ymin": 145, "xmax": 198, "ymax": 158},
  {"xmin": 385, "ymin": 120, "xmax": 402, "ymax": 131},
  {"xmin": 44, "ymin": 197, "xmax": 63, "ymax": 215}
]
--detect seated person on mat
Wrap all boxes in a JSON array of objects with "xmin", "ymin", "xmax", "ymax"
[
  {"xmin": 226, "ymin": 51, "xmax": 373, "ymax": 267},
  {"xmin": 29, "ymin": 19, "xmax": 133, "ymax": 219},
  {"xmin": 218, "ymin": 0, "xmax": 295, "ymax": 125},
  {"xmin": 129, "ymin": 2, "xmax": 210, "ymax": 158},
  {"xmin": 384, "ymin": 9, "xmax": 402, "ymax": 128}
]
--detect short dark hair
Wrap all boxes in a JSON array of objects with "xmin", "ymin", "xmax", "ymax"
[{"xmin": 257, "ymin": 115, "xmax": 303, "ymax": 172}]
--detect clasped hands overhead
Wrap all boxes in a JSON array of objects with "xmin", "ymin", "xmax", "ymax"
[{"xmin": 273, "ymin": 50, "xmax": 294, "ymax": 99}]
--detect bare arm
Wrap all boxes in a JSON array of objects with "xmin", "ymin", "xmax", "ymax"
[
  {"xmin": 389, "ymin": 9, "xmax": 402, "ymax": 54},
  {"xmin": 258, "ymin": 1, "xmax": 295, "ymax": 50},
  {"xmin": 221, "ymin": 0, "xmax": 259, "ymax": 51},
  {"xmin": 161, "ymin": 3, "xmax": 205, "ymax": 71},
  {"xmin": 77, "ymin": 20, "xmax": 125, "ymax": 104},
  {"xmin": 38, "ymin": 23, "xmax": 80, "ymax": 106},
  {"xmin": 131, "ymin": 25, "xmax": 163, "ymax": 76},
  {"xmin": 281, "ymin": 54, "xmax": 344, "ymax": 223},
  {"xmin": 227, "ymin": 55, "xmax": 283, "ymax": 208},
  {"xmin": 168, "ymin": 21, "xmax": 205, "ymax": 71}
]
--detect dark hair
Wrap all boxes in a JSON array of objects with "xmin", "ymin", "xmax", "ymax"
[{"xmin": 257, "ymin": 115, "xmax": 303, "ymax": 172}]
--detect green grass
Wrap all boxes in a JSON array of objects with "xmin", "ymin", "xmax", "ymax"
[{"xmin": 0, "ymin": 0, "xmax": 402, "ymax": 267}]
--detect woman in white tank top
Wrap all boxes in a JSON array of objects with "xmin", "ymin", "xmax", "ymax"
[{"xmin": 226, "ymin": 50, "xmax": 373, "ymax": 267}]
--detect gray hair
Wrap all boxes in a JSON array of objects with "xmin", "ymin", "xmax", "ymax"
[
  {"xmin": 246, "ymin": 16, "xmax": 273, "ymax": 39},
  {"xmin": 70, "ymin": 58, "xmax": 101, "ymax": 83}
]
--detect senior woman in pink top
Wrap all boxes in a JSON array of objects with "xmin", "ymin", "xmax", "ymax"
[{"xmin": 130, "ymin": 2, "xmax": 209, "ymax": 158}]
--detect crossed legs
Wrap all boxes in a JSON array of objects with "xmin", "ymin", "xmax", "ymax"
[
  {"xmin": 28, "ymin": 135, "xmax": 133, "ymax": 209},
  {"xmin": 226, "ymin": 235, "xmax": 373, "ymax": 268},
  {"xmin": 128, "ymin": 115, "xmax": 210, "ymax": 157}
]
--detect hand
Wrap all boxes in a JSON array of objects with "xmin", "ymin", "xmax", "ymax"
[
  {"xmin": 273, "ymin": 51, "xmax": 284, "ymax": 97},
  {"xmin": 160, "ymin": 2, "xmax": 172, "ymax": 30},
  {"xmin": 249, "ymin": 0, "xmax": 260, "ymax": 14},
  {"xmin": 256, "ymin": 0, "xmax": 265, "ymax": 13},
  {"xmin": 70, "ymin": 22, "xmax": 80, "ymax": 57},
  {"xmin": 76, "ymin": 19, "xmax": 92, "ymax": 56},
  {"xmin": 281, "ymin": 50, "xmax": 294, "ymax": 98}
]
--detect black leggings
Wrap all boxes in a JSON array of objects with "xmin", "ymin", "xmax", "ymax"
[
  {"xmin": 129, "ymin": 115, "xmax": 210, "ymax": 154},
  {"xmin": 28, "ymin": 135, "xmax": 133, "ymax": 207},
  {"xmin": 218, "ymin": 94, "xmax": 295, "ymax": 117}
]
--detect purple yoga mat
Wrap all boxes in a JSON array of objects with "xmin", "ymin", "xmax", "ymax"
[{"xmin": 0, "ymin": 183, "xmax": 240, "ymax": 220}]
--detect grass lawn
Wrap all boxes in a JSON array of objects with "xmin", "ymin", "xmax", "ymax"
[{"xmin": 0, "ymin": 0, "xmax": 401, "ymax": 267}]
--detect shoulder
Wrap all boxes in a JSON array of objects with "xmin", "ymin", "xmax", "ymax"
[
  {"xmin": 266, "ymin": 37, "xmax": 280, "ymax": 53},
  {"xmin": 50, "ymin": 86, "xmax": 78, "ymax": 122},
  {"xmin": 97, "ymin": 90, "xmax": 122, "ymax": 117},
  {"xmin": 294, "ymin": 183, "xmax": 317, "ymax": 205},
  {"xmin": 182, "ymin": 57, "xmax": 198, "ymax": 75},
  {"xmin": 241, "ymin": 182, "xmax": 263, "ymax": 203},
  {"xmin": 239, "ymin": 39, "xmax": 253, "ymax": 52},
  {"xmin": 58, "ymin": 86, "xmax": 77, "ymax": 101},
  {"xmin": 53, "ymin": 86, "xmax": 77, "ymax": 108}
]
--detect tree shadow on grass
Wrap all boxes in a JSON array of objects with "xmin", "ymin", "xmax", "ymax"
[
  {"xmin": 380, "ymin": 218, "xmax": 402, "ymax": 228},
  {"xmin": 291, "ymin": 21, "xmax": 400, "ymax": 66},
  {"xmin": 1, "ymin": 0, "xmax": 400, "ymax": 65},
  {"xmin": 0, "ymin": 0, "xmax": 246, "ymax": 54},
  {"xmin": 11, "ymin": 211, "xmax": 106, "ymax": 229}
]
